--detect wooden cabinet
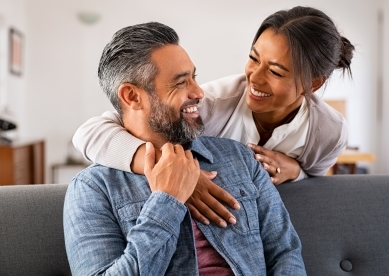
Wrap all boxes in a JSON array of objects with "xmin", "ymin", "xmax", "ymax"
[{"xmin": 0, "ymin": 140, "xmax": 45, "ymax": 185}]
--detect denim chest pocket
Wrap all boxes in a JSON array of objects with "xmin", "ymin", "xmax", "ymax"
[
  {"xmin": 225, "ymin": 183, "xmax": 260, "ymax": 235},
  {"xmin": 117, "ymin": 200, "xmax": 147, "ymax": 232}
]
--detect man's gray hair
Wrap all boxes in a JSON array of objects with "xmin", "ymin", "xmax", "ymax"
[{"xmin": 98, "ymin": 22, "xmax": 179, "ymax": 115}]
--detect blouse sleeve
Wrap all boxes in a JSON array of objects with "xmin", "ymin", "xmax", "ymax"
[
  {"xmin": 297, "ymin": 96, "xmax": 349, "ymax": 177},
  {"xmin": 72, "ymin": 111, "xmax": 145, "ymax": 172}
]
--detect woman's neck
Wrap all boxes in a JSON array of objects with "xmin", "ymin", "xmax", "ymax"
[{"xmin": 253, "ymin": 103, "xmax": 302, "ymax": 134}]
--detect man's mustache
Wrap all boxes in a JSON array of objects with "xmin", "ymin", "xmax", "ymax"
[{"xmin": 180, "ymin": 99, "xmax": 200, "ymax": 110}]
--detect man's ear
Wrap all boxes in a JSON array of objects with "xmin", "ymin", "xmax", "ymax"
[
  {"xmin": 311, "ymin": 76, "xmax": 327, "ymax": 93},
  {"xmin": 118, "ymin": 83, "xmax": 143, "ymax": 110}
]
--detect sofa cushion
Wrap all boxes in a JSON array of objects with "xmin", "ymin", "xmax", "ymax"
[{"xmin": 277, "ymin": 175, "xmax": 389, "ymax": 276}]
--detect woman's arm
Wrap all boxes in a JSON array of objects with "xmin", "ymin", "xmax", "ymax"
[
  {"xmin": 72, "ymin": 111, "xmax": 144, "ymax": 173},
  {"xmin": 73, "ymin": 74, "xmax": 246, "ymax": 172},
  {"xmin": 72, "ymin": 111, "xmax": 239, "ymax": 226}
]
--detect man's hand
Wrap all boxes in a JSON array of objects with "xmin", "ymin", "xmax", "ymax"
[
  {"xmin": 144, "ymin": 142, "xmax": 200, "ymax": 204},
  {"xmin": 247, "ymin": 143, "xmax": 301, "ymax": 185},
  {"xmin": 186, "ymin": 170, "xmax": 240, "ymax": 228}
]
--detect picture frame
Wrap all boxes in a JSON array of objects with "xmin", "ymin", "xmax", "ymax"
[{"xmin": 9, "ymin": 28, "xmax": 23, "ymax": 76}]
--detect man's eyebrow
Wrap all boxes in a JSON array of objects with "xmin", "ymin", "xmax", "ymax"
[
  {"xmin": 251, "ymin": 47, "xmax": 289, "ymax": 72},
  {"xmin": 172, "ymin": 67, "xmax": 197, "ymax": 83}
]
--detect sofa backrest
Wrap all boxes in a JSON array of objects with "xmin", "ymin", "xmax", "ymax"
[
  {"xmin": 1, "ymin": 175, "xmax": 389, "ymax": 276},
  {"xmin": 0, "ymin": 184, "xmax": 71, "ymax": 276},
  {"xmin": 277, "ymin": 174, "xmax": 389, "ymax": 276}
]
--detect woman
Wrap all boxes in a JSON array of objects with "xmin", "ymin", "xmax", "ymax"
[{"xmin": 73, "ymin": 6, "xmax": 354, "ymax": 226}]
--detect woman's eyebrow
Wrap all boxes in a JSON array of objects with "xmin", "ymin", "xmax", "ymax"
[
  {"xmin": 268, "ymin": 61, "xmax": 289, "ymax": 72},
  {"xmin": 251, "ymin": 46, "xmax": 289, "ymax": 72}
]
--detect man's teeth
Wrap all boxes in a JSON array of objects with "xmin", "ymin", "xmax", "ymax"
[
  {"xmin": 182, "ymin": 106, "xmax": 198, "ymax": 113},
  {"xmin": 251, "ymin": 87, "xmax": 271, "ymax": 97}
]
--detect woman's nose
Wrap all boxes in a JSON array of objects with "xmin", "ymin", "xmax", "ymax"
[{"xmin": 249, "ymin": 65, "xmax": 268, "ymax": 86}]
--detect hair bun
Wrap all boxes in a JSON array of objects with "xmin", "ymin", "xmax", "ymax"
[{"xmin": 338, "ymin": 36, "xmax": 355, "ymax": 71}]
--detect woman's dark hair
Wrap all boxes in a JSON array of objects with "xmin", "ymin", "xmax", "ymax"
[{"xmin": 252, "ymin": 6, "xmax": 355, "ymax": 103}]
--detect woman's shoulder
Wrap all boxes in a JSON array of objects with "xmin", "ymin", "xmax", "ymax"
[
  {"xmin": 307, "ymin": 95, "xmax": 348, "ymax": 146},
  {"xmin": 310, "ymin": 95, "xmax": 347, "ymax": 129}
]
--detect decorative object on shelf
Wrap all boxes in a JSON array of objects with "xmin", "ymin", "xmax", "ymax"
[
  {"xmin": 77, "ymin": 12, "xmax": 101, "ymax": 25},
  {"xmin": 0, "ymin": 118, "xmax": 17, "ymax": 144},
  {"xmin": 0, "ymin": 107, "xmax": 18, "ymax": 144},
  {"xmin": 0, "ymin": 118, "xmax": 16, "ymax": 131},
  {"xmin": 9, "ymin": 27, "xmax": 23, "ymax": 76}
]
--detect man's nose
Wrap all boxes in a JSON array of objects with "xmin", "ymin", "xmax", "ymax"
[{"xmin": 189, "ymin": 83, "xmax": 204, "ymax": 100}]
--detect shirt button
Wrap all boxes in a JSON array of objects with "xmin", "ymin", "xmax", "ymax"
[
  {"xmin": 340, "ymin": 260, "xmax": 352, "ymax": 272},
  {"xmin": 240, "ymin": 189, "xmax": 246, "ymax": 196}
]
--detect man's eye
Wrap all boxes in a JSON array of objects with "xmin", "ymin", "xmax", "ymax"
[
  {"xmin": 249, "ymin": 55, "xmax": 258, "ymax": 63},
  {"xmin": 176, "ymin": 81, "xmax": 185, "ymax": 86}
]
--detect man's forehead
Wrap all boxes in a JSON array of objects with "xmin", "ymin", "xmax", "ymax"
[{"xmin": 151, "ymin": 44, "xmax": 195, "ymax": 80}]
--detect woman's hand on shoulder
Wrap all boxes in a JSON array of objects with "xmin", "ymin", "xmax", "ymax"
[{"xmin": 247, "ymin": 143, "xmax": 301, "ymax": 185}]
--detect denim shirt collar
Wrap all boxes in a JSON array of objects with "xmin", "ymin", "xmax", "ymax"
[{"xmin": 187, "ymin": 138, "xmax": 214, "ymax": 164}]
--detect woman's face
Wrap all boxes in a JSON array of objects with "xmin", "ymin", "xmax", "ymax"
[{"xmin": 245, "ymin": 28, "xmax": 304, "ymax": 115}]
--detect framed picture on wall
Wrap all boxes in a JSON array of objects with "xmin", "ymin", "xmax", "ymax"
[{"xmin": 9, "ymin": 28, "xmax": 23, "ymax": 76}]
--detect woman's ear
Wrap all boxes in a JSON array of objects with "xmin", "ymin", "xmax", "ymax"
[
  {"xmin": 118, "ymin": 83, "xmax": 143, "ymax": 110},
  {"xmin": 311, "ymin": 76, "xmax": 327, "ymax": 93}
]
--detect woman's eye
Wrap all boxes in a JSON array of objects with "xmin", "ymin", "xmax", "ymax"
[
  {"xmin": 176, "ymin": 81, "xmax": 185, "ymax": 86},
  {"xmin": 270, "ymin": 70, "xmax": 282, "ymax": 77}
]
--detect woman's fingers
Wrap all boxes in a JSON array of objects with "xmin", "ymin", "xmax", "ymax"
[
  {"xmin": 207, "ymin": 179, "xmax": 240, "ymax": 210},
  {"xmin": 186, "ymin": 171, "xmax": 240, "ymax": 227},
  {"xmin": 255, "ymin": 154, "xmax": 279, "ymax": 173},
  {"xmin": 186, "ymin": 202, "xmax": 210, "ymax": 225},
  {"xmin": 247, "ymin": 143, "xmax": 268, "ymax": 155},
  {"xmin": 187, "ymin": 195, "xmax": 229, "ymax": 228},
  {"xmin": 253, "ymin": 150, "xmax": 300, "ymax": 184}
]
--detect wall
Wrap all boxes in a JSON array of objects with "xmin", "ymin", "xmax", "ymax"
[
  {"xmin": 0, "ymin": 0, "xmax": 26, "ymax": 133},
  {"xmin": 0, "ymin": 0, "xmax": 386, "ymax": 182},
  {"xmin": 379, "ymin": 0, "xmax": 389, "ymax": 173}
]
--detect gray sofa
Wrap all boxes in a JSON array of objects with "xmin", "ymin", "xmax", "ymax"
[{"xmin": 0, "ymin": 175, "xmax": 388, "ymax": 276}]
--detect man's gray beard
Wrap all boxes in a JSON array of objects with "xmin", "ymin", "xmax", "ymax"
[{"xmin": 148, "ymin": 95, "xmax": 204, "ymax": 144}]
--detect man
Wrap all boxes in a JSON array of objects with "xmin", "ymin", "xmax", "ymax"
[{"xmin": 63, "ymin": 22, "xmax": 306, "ymax": 275}]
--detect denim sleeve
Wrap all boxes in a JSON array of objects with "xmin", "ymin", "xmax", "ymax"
[
  {"xmin": 253, "ymin": 165, "xmax": 307, "ymax": 275},
  {"xmin": 63, "ymin": 177, "xmax": 187, "ymax": 276}
]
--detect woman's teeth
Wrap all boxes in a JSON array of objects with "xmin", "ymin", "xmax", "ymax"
[
  {"xmin": 251, "ymin": 87, "xmax": 271, "ymax": 97},
  {"xmin": 182, "ymin": 106, "xmax": 198, "ymax": 113}
]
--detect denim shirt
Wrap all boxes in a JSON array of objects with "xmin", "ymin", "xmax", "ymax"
[{"xmin": 63, "ymin": 136, "xmax": 306, "ymax": 276}]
